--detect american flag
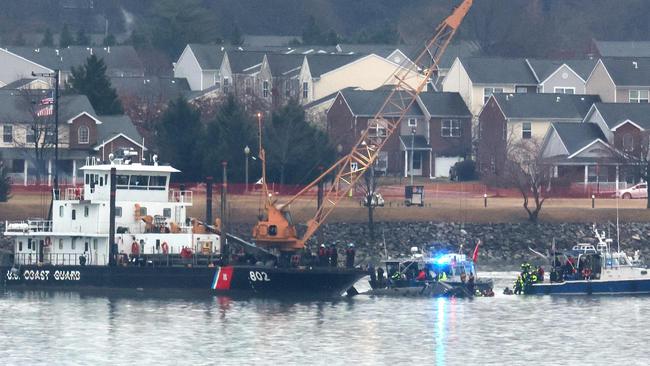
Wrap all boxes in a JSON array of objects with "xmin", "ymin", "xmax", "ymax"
[{"xmin": 37, "ymin": 92, "xmax": 54, "ymax": 117}]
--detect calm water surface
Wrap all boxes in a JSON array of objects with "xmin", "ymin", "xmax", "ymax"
[{"xmin": 1, "ymin": 273, "xmax": 649, "ymax": 366}]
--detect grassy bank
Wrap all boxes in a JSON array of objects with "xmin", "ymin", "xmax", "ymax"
[{"xmin": 3, "ymin": 191, "xmax": 650, "ymax": 224}]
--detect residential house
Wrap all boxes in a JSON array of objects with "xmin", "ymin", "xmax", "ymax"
[
  {"xmin": 264, "ymin": 53, "xmax": 305, "ymax": 107},
  {"xmin": 327, "ymin": 89, "xmax": 471, "ymax": 178},
  {"xmin": 173, "ymin": 44, "xmax": 226, "ymax": 92},
  {"xmin": 299, "ymin": 53, "xmax": 425, "ymax": 105},
  {"xmin": 477, "ymin": 93, "xmax": 600, "ymax": 176},
  {"xmin": 219, "ymin": 50, "xmax": 269, "ymax": 104},
  {"xmin": 0, "ymin": 89, "xmax": 145, "ymax": 186},
  {"xmin": 586, "ymin": 57, "xmax": 650, "ymax": 103},
  {"xmin": 590, "ymin": 40, "xmax": 650, "ymax": 58},
  {"xmin": 442, "ymin": 57, "xmax": 539, "ymax": 117},
  {"xmin": 527, "ymin": 59, "xmax": 597, "ymax": 94},
  {"xmin": 0, "ymin": 46, "xmax": 145, "ymax": 88}
]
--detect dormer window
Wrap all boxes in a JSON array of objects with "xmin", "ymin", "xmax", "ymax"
[
  {"xmin": 623, "ymin": 133, "xmax": 634, "ymax": 151},
  {"xmin": 78, "ymin": 126, "xmax": 89, "ymax": 144},
  {"xmin": 629, "ymin": 90, "xmax": 649, "ymax": 103}
]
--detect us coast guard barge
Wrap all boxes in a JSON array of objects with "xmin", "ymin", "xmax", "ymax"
[{"xmin": 1, "ymin": 153, "xmax": 363, "ymax": 297}]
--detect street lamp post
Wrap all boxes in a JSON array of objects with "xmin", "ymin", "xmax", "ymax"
[
  {"xmin": 244, "ymin": 145, "xmax": 250, "ymax": 192},
  {"xmin": 410, "ymin": 127, "xmax": 416, "ymax": 186}
]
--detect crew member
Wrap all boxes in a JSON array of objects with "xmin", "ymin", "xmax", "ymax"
[
  {"xmin": 537, "ymin": 266, "xmax": 545, "ymax": 283},
  {"xmin": 345, "ymin": 243, "xmax": 356, "ymax": 268},
  {"xmin": 467, "ymin": 272, "xmax": 475, "ymax": 293},
  {"xmin": 328, "ymin": 244, "xmax": 338, "ymax": 267},
  {"xmin": 377, "ymin": 267, "xmax": 385, "ymax": 287},
  {"xmin": 318, "ymin": 244, "xmax": 327, "ymax": 267},
  {"xmin": 416, "ymin": 269, "xmax": 426, "ymax": 281}
]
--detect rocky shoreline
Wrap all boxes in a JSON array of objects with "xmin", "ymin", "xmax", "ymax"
[{"xmin": 229, "ymin": 221, "xmax": 650, "ymax": 268}]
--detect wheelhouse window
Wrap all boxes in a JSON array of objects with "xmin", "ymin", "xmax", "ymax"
[
  {"xmin": 3, "ymin": 125, "xmax": 12, "ymax": 143},
  {"xmin": 484, "ymin": 87, "xmax": 504, "ymax": 103},
  {"xmin": 522, "ymin": 122, "xmax": 532, "ymax": 139},
  {"xmin": 163, "ymin": 208, "xmax": 172, "ymax": 218},
  {"xmin": 149, "ymin": 176, "xmax": 167, "ymax": 190},
  {"xmin": 554, "ymin": 87, "xmax": 575, "ymax": 94},
  {"xmin": 441, "ymin": 119, "xmax": 461, "ymax": 137},
  {"xmin": 629, "ymin": 90, "xmax": 649, "ymax": 103},
  {"xmin": 78, "ymin": 126, "xmax": 90, "ymax": 144},
  {"xmin": 129, "ymin": 175, "xmax": 149, "ymax": 189},
  {"xmin": 116, "ymin": 175, "xmax": 129, "ymax": 188}
]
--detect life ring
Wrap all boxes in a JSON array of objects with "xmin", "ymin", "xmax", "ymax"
[
  {"xmin": 44, "ymin": 236, "xmax": 52, "ymax": 247},
  {"xmin": 161, "ymin": 242, "xmax": 169, "ymax": 254},
  {"xmin": 131, "ymin": 241, "xmax": 140, "ymax": 255}
]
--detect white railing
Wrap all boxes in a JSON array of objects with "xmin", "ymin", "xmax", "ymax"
[
  {"xmin": 64, "ymin": 187, "xmax": 84, "ymax": 200},
  {"xmin": 5, "ymin": 219, "xmax": 53, "ymax": 233},
  {"xmin": 169, "ymin": 190, "xmax": 193, "ymax": 204}
]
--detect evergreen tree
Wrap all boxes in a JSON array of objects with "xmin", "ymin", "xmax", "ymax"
[
  {"xmin": 68, "ymin": 54, "xmax": 123, "ymax": 115},
  {"xmin": 75, "ymin": 28, "xmax": 91, "ymax": 45},
  {"xmin": 264, "ymin": 100, "xmax": 334, "ymax": 185},
  {"xmin": 0, "ymin": 154, "xmax": 11, "ymax": 202},
  {"xmin": 229, "ymin": 24, "xmax": 243, "ymax": 46},
  {"xmin": 59, "ymin": 24, "xmax": 74, "ymax": 48},
  {"xmin": 302, "ymin": 16, "xmax": 324, "ymax": 45},
  {"xmin": 41, "ymin": 28, "xmax": 54, "ymax": 47},
  {"xmin": 102, "ymin": 34, "xmax": 117, "ymax": 47},
  {"xmin": 202, "ymin": 95, "xmax": 257, "ymax": 182},
  {"xmin": 156, "ymin": 97, "xmax": 204, "ymax": 181}
]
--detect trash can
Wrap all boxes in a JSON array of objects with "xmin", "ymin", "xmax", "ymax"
[{"xmin": 405, "ymin": 185, "xmax": 424, "ymax": 207}]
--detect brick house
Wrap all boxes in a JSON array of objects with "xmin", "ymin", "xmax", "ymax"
[{"xmin": 327, "ymin": 89, "xmax": 471, "ymax": 178}]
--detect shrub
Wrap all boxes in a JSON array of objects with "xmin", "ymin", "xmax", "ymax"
[{"xmin": 451, "ymin": 160, "xmax": 477, "ymax": 181}]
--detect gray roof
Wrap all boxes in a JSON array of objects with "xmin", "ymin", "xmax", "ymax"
[
  {"xmin": 594, "ymin": 41, "xmax": 650, "ymax": 58},
  {"xmin": 265, "ymin": 53, "xmax": 304, "ymax": 76},
  {"xmin": 226, "ymin": 51, "xmax": 265, "ymax": 74},
  {"xmin": 438, "ymin": 41, "xmax": 482, "ymax": 70},
  {"xmin": 594, "ymin": 102, "xmax": 650, "ymax": 130},
  {"xmin": 110, "ymin": 76, "xmax": 191, "ymax": 101},
  {"xmin": 551, "ymin": 122, "xmax": 606, "ymax": 155},
  {"xmin": 1, "ymin": 78, "xmax": 37, "ymax": 89},
  {"xmin": 417, "ymin": 92, "xmax": 471, "ymax": 117},
  {"xmin": 0, "ymin": 90, "xmax": 97, "ymax": 123},
  {"xmin": 306, "ymin": 53, "xmax": 366, "ymax": 77},
  {"xmin": 242, "ymin": 35, "xmax": 301, "ymax": 47},
  {"xmin": 492, "ymin": 93, "xmax": 600, "ymax": 119},
  {"xmin": 399, "ymin": 135, "xmax": 431, "ymax": 150},
  {"xmin": 335, "ymin": 44, "xmax": 400, "ymax": 59},
  {"xmin": 96, "ymin": 115, "xmax": 142, "ymax": 145},
  {"xmin": 187, "ymin": 44, "xmax": 226, "ymax": 70},
  {"xmin": 4, "ymin": 46, "xmax": 144, "ymax": 76},
  {"xmin": 601, "ymin": 57, "xmax": 650, "ymax": 86},
  {"xmin": 527, "ymin": 59, "xmax": 597, "ymax": 82},
  {"xmin": 340, "ymin": 89, "xmax": 424, "ymax": 117},
  {"xmin": 460, "ymin": 57, "xmax": 538, "ymax": 85}
]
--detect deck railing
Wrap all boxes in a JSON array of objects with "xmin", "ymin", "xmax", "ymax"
[
  {"xmin": 169, "ymin": 190, "xmax": 193, "ymax": 204},
  {"xmin": 5, "ymin": 220, "xmax": 53, "ymax": 233}
]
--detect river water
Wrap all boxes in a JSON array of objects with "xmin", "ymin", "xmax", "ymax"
[{"xmin": 1, "ymin": 272, "xmax": 649, "ymax": 366}]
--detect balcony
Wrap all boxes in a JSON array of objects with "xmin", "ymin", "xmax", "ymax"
[{"xmin": 5, "ymin": 219, "xmax": 53, "ymax": 233}]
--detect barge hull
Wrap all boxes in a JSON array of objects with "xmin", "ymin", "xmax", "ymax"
[{"xmin": 528, "ymin": 279, "xmax": 650, "ymax": 295}]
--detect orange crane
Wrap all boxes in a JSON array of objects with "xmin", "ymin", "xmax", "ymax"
[{"xmin": 252, "ymin": 0, "xmax": 473, "ymax": 252}]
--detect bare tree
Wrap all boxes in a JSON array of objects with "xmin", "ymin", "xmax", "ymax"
[
  {"xmin": 358, "ymin": 165, "xmax": 386, "ymax": 241},
  {"xmin": 504, "ymin": 138, "xmax": 551, "ymax": 222}
]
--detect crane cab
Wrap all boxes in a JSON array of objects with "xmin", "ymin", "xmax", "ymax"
[{"xmin": 252, "ymin": 204, "xmax": 302, "ymax": 252}]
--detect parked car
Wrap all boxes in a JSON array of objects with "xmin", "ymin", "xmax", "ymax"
[
  {"xmin": 361, "ymin": 192, "xmax": 385, "ymax": 207},
  {"xmin": 617, "ymin": 183, "xmax": 648, "ymax": 199}
]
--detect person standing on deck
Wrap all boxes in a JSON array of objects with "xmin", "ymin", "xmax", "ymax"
[
  {"xmin": 345, "ymin": 244, "xmax": 356, "ymax": 268},
  {"xmin": 328, "ymin": 244, "xmax": 338, "ymax": 267},
  {"xmin": 318, "ymin": 244, "xmax": 327, "ymax": 267}
]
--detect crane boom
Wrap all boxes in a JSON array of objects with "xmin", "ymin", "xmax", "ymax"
[{"xmin": 252, "ymin": 0, "xmax": 473, "ymax": 252}]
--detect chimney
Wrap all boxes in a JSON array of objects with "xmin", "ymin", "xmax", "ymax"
[{"xmin": 633, "ymin": 61, "xmax": 638, "ymax": 69}]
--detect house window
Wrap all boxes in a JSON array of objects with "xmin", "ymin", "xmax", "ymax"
[
  {"xmin": 285, "ymin": 80, "xmax": 291, "ymax": 98},
  {"xmin": 522, "ymin": 122, "xmax": 532, "ymax": 139},
  {"xmin": 375, "ymin": 151, "xmax": 388, "ymax": 172},
  {"xmin": 408, "ymin": 118, "xmax": 417, "ymax": 127},
  {"xmin": 441, "ymin": 119, "xmax": 461, "ymax": 137},
  {"xmin": 3, "ymin": 125, "xmax": 12, "ymax": 143},
  {"xmin": 78, "ymin": 126, "xmax": 89, "ymax": 144},
  {"xmin": 629, "ymin": 90, "xmax": 649, "ymax": 103},
  {"xmin": 115, "ymin": 206, "xmax": 122, "ymax": 217},
  {"xmin": 11, "ymin": 159, "xmax": 24, "ymax": 173},
  {"xmin": 45, "ymin": 128, "xmax": 56, "ymax": 144},
  {"xmin": 623, "ymin": 133, "xmax": 634, "ymax": 151},
  {"xmin": 223, "ymin": 77, "xmax": 230, "ymax": 93},
  {"xmin": 263, "ymin": 80, "xmax": 269, "ymax": 98},
  {"xmin": 484, "ymin": 87, "xmax": 504, "ymax": 103},
  {"xmin": 302, "ymin": 82, "xmax": 308, "ymax": 99},
  {"xmin": 587, "ymin": 166, "xmax": 608, "ymax": 183},
  {"xmin": 503, "ymin": 124, "xmax": 508, "ymax": 140},
  {"xmin": 163, "ymin": 208, "xmax": 172, "ymax": 218},
  {"xmin": 368, "ymin": 119, "xmax": 388, "ymax": 137},
  {"xmin": 515, "ymin": 87, "xmax": 528, "ymax": 93},
  {"xmin": 554, "ymin": 87, "xmax": 575, "ymax": 94},
  {"xmin": 26, "ymin": 127, "xmax": 36, "ymax": 144}
]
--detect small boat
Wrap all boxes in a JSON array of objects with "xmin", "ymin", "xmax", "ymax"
[
  {"xmin": 366, "ymin": 246, "xmax": 494, "ymax": 297},
  {"xmin": 518, "ymin": 227, "xmax": 650, "ymax": 295}
]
